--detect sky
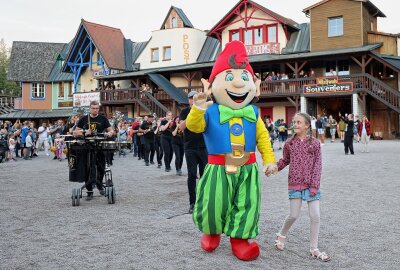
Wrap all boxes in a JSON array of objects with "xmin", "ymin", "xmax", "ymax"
[{"xmin": 1, "ymin": 0, "xmax": 399, "ymax": 48}]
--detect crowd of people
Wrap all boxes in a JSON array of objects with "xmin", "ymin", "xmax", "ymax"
[{"xmin": 262, "ymin": 111, "xmax": 372, "ymax": 155}]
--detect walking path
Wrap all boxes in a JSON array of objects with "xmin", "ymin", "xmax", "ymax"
[{"xmin": 1, "ymin": 140, "xmax": 399, "ymax": 269}]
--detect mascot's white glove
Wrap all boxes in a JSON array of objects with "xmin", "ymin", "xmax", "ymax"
[
  {"xmin": 263, "ymin": 163, "xmax": 278, "ymax": 177},
  {"xmin": 193, "ymin": 92, "xmax": 213, "ymax": 111}
]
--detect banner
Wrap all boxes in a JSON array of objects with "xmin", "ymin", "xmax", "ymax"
[{"xmin": 73, "ymin": 92, "xmax": 100, "ymax": 107}]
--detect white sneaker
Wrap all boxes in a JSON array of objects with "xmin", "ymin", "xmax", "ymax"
[{"xmin": 46, "ymin": 153, "xmax": 50, "ymax": 156}]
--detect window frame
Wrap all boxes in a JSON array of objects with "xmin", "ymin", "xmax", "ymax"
[
  {"xmin": 150, "ymin": 48, "xmax": 159, "ymax": 62},
  {"xmin": 171, "ymin": 17, "xmax": 178, "ymax": 28},
  {"xmin": 328, "ymin": 16, "xmax": 343, "ymax": 37},
  {"xmin": 31, "ymin": 82, "xmax": 45, "ymax": 100},
  {"xmin": 229, "ymin": 24, "xmax": 278, "ymax": 45},
  {"xmin": 163, "ymin": 46, "xmax": 171, "ymax": 61},
  {"xmin": 58, "ymin": 82, "xmax": 64, "ymax": 99}
]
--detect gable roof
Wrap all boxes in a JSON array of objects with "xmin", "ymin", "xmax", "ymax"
[
  {"xmin": 160, "ymin": 6, "xmax": 194, "ymax": 30},
  {"xmin": 208, "ymin": 0, "xmax": 299, "ymax": 39},
  {"xmin": 47, "ymin": 43, "xmax": 74, "ymax": 82},
  {"xmin": 64, "ymin": 19, "xmax": 126, "ymax": 72},
  {"xmin": 197, "ymin": 36, "xmax": 221, "ymax": 62},
  {"xmin": 8, "ymin": 41, "xmax": 66, "ymax": 82},
  {"xmin": 303, "ymin": 0, "xmax": 385, "ymax": 17}
]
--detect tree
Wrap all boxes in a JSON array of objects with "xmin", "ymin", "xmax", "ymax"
[{"xmin": 0, "ymin": 38, "xmax": 21, "ymax": 96}]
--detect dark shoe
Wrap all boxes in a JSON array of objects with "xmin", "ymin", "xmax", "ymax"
[
  {"xmin": 189, "ymin": 203, "xmax": 195, "ymax": 214},
  {"xmin": 157, "ymin": 164, "xmax": 162, "ymax": 168},
  {"xmin": 53, "ymin": 156, "xmax": 57, "ymax": 160},
  {"xmin": 58, "ymin": 158, "xmax": 62, "ymax": 161},
  {"xmin": 86, "ymin": 192, "xmax": 94, "ymax": 201},
  {"xmin": 98, "ymin": 189, "xmax": 105, "ymax": 196},
  {"xmin": 177, "ymin": 170, "xmax": 182, "ymax": 176},
  {"xmin": 165, "ymin": 168, "xmax": 171, "ymax": 172},
  {"xmin": 33, "ymin": 154, "xmax": 38, "ymax": 157},
  {"xmin": 138, "ymin": 157, "xmax": 141, "ymax": 160},
  {"xmin": 145, "ymin": 162, "xmax": 150, "ymax": 166},
  {"xmin": 150, "ymin": 162, "xmax": 155, "ymax": 165}
]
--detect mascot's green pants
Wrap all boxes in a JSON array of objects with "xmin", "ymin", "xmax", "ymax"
[{"xmin": 192, "ymin": 163, "xmax": 260, "ymax": 239}]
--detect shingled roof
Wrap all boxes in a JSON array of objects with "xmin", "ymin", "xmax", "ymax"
[
  {"xmin": 64, "ymin": 19, "xmax": 126, "ymax": 72},
  {"xmin": 8, "ymin": 41, "xmax": 66, "ymax": 82},
  {"xmin": 47, "ymin": 43, "xmax": 74, "ymax": 82},
  {"xmin": 160, "ymin": 6, "xmax": 194, "ymax": 30}
]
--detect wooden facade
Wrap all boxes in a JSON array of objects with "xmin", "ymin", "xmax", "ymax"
[
  {"xmin": 309, "ymin": 0, "xmax": 365, "ymax": 51},
  {"xmin": 368, "ymin": 32, "xmax": 398, "ymax": 55}
]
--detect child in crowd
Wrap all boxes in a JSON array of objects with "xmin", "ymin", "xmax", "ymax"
[
  {"xmin": 8, "ymin": 134, "xmax": 17, "ymax": 161},
  {"xmin": 54, "ymin": 133, "xmax": 64, "ymax": 161},
  {"xmin": 274, "ymin": 112, "xmax": 330, "ymax": 262},
  {"xmin": 25, "ymin": 130, "xmax": 33, "ymax": 160}
]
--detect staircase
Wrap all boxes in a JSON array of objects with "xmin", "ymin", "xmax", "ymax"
[
  {"xmin": 344, "ymin": 74, "xmax": 400, "ymax": 114},
  {"xmin": 141, "ymin": 91, "xmax": 169, "ymax": 117}
]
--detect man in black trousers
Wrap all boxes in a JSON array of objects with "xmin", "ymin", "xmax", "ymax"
[
  {"xmin": 179, "ymin": 91, "xmax": 208, "ymax": 213},
  {"xmin": 140, "ymin": 114, "xmax": 156, "ymax": 166},
  {"xmin": 339, "ymin": 112, "xmax": 355, "ymax": 155}
]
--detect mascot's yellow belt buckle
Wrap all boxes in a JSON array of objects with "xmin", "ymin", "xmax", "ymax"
[{"xmin": 225, "ymin": 143, "xmax": 250, "ymax": 174}]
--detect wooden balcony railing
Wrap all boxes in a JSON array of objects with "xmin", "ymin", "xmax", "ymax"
[
  {"xmin": 100, "ymin": 88, "xmax": 140, "ymax": 104},
  {"xmin": 260, "ymin": 77, "xmax": 316, "ymax": 96}
]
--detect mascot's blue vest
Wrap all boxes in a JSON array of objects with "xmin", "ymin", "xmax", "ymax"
[{"xmin": 203, "ymin": 103, "xmax": 259, "ymax": 154}]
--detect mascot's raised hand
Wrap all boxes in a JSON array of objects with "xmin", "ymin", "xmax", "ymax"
[
  {"xmin": 193, "ymin": 79, "xmax": 213, "ymax": 110},
  {"xmin": 185, "ymin": 41, "xmax": 276, "ymax": 261}
]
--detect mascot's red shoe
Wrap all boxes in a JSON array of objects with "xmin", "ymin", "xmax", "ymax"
[
  {"xmin": 201, "ymin": 234, "xmax": 221, "ymax": 252},
  {"xmin": 230, "ymin": 238, "xmax": 260, "ymax": 261}
]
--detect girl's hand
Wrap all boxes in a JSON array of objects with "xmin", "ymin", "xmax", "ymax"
[{"xmin": 309, "ymin": 192, "xmax": 316, "ymax": 197}]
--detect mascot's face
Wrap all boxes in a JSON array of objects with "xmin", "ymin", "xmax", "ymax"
[{"xmin": 211, "ymin": 69, "xmax": 258, "ymax": 110}]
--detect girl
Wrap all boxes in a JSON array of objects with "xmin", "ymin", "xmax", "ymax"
[
  {"xmin": 8, "ymin": 134, "xmax": 17, "ymax": 161},
  {"xmin": 274, "ymin": 112, "xmax": 330, "ymax": 262},
  {"xmin": 54, "ymin": 133, "xmax": 64, "ymax": 161},
  {"xmin": 358, "ymin": 115, "xmax": 371, "ymax": 153}
]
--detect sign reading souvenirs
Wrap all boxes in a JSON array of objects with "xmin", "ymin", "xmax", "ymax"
[
  {"xmin": 303, "ymin": 76, "xmax": 353, "ymax": 95},
  {"xmin": 245, "ymin": 43, "xmax": 280, "ymax": 55},
  {"xmin": 73, "ymin": 92, "xmax": 100, "ymax": 107}
]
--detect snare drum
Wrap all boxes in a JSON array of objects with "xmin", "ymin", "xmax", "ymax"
[{"xmin": 100, "ymin": 141, "xmax": 118, "ymax": 150}]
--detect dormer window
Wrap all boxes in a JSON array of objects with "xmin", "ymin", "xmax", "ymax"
[
  {"xmin": 230, "ymin": 25, "xmax": 278, "ymax": 45},
  {"xmin": 328, "ymin": 16, "xmax": 343, "ymax": 37},
  {"xmin": 171, "ymin": 17, "xmax": 178, "ymax": 28}
]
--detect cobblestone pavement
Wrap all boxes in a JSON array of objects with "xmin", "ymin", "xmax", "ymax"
[{"xmin": 1, "ymin": 140, "xmax": 399, "ymax": 270}]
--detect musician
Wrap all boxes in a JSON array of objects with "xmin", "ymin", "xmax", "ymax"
[{"xmin": 73, "ymin": 100, "xmax": 114, "ymax": 200}]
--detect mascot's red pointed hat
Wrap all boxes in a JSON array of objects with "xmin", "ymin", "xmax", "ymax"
[{"xmin": 209, "ymin": 40, "xmax": 255, "ymax": 83}]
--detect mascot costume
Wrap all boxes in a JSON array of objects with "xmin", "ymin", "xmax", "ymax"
[{"xmin": 186, "ymin": 40, "xmax": 277, "ymax": 261}]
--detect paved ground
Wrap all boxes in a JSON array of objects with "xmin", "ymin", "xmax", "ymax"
[{"xmin": 1, "ymin": 139, "xmax": 399, "ymax": 270}]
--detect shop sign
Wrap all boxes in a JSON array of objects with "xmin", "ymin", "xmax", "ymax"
[
  {"xmin": 93, "ymin": 69, "xmax": 119, "ymax": 77},
  {"xmin": 58, "ymin": 101, "xmax": 73, "ymax": 108},
  {"xmin": 73, "ymin": 92, "xmax": 100, "ymax": 107},
  {"xmin": 245, "ymin": 43, "xmax": 280, "ymax": 55},
  {"xmin": 303, "ymin": 76, "xmax": 353, "ymax": 95}
]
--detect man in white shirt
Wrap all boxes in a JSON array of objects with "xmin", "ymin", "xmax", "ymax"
[{"xmin": 36, "ymin": 122, "xmax": 50, "ymax": 156}]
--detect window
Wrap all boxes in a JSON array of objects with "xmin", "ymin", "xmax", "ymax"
[
  {"xmin": 267, "ymin": 25, "xmax": 277, "ymax": 43},
  {"xmin": 171, "ymin": 17, "xmax": 178, "ymax": 28},
  {"xmin": 31, "ymin": 83, "xmax": 45, "ymax": 99},
  {"xmin": 254, "ymin": 28, "xmax": 263, "ymax": 44},
  {"xmin": 163, "ymin": 46, "xmax": 171, "ymax": 61},
  {"xmin": 58, "ymin": 82, "xmax": 64, "ymax": 98},
  {"xmin": 244, "ymin": 29, "xmax": 253, "ymax": 45},
  {"xmin": 68, "ymin": 82, "xmax": 73, "ymax": 97},
  {"xmin": 231, "ymin": 30, "xmax": 240, "ymax": 41},
  {"xmin": 337, "ymin": 60, "xmax": 350, "ymax": 76},
  {"xmin": 151, "ymin": 48, "xmax": 159, "ymax": 62},
  {"xmin": 328, "ymin": 16, "xmax": 343, "ymax": 37}
]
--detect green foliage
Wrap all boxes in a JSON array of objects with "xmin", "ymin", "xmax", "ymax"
[{"xmin": 0, "ymin": 38, "xmax": 21, "ymax": 96}]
